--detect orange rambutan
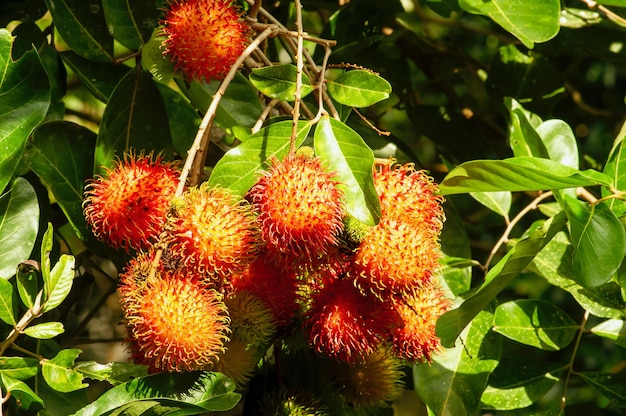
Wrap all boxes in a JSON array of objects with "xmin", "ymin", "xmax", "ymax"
[
  {"xmin": 305, "ymin": 277, "xmax": 398, "ymax": 363},
  {"xmin": 161, "ymin": 0, "xmax": 249, "ymax": 81},
  {"xmin": 248, "ymin": 154, "xmax": 344, "ymax": 265},
  {"xmin": 230, "ymin": 255, "xmax": 301, "ymax": 327},
  {"xmin": 83, "ymin": 153, "xmax": 179, "ymax": 252},
  {"xmin": 167, "ymin": 184, "xmax": 260, "ymax": 279},
  {"xmin": 391, "ymin": 282, "xmax": 450, "ymax": 363},
  {"xmin": 119, "ymin": 253, "xmax": 230, "ymax": 372}
]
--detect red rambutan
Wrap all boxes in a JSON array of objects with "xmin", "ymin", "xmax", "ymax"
[
  {"xmin": 161, "ymin": 0, "xmax": 249, "ymax": 81},
  {"xmin": 248, "ymin": 154, "xmax": 344, "ymax": 264},
  {"xmin": 119, "ymin": 253, "xmax": 230, "ymax": 372},
  {"xmin": 83, "ymin": 153, "xmax": 179, "ymax": 252}
]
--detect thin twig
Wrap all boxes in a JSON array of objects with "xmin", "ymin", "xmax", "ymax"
[
  {"xmin": 582, "ymin": 0, "xmax": 626, "ymax": 27},
  {"xmin": 290, "ymin": 0, "xmax": 305, "ymax": 153},
  {"xmin": 253, "ymin": 98, "xmax": 281, "ymax": 133},
  {"xmin": 560, "ymin": 310, "xmax": 590, "ymax": 414}
]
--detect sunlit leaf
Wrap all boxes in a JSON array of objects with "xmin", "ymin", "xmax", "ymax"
[
  {"xmin": 603, "ymin": 128, "xmax": 626, "ymax": 215},
  {"xmin": 0, "ymin": 178, "xmax": 39, "ymax": 280},
  {"xmin": 74, "ymin": 361, "xmax": 148, "ymax": 386},
  {"xmin": 16, "ymin": 261, "xmax": 39, "ymax": 309},
  {"xmin": 493, "ymin": 300, "xmax": 578, "ymax": 350},
  {"xmin": 249, "ymin": 64, "xmax": 315, "ymax": 100},
  {"xmin": 208, "ymin": 120, "xmax": 312, "ymax": 196},
  {"xmin": 537, "ymin": 119, "xmax": 579, "ymax": 169},
  {"xmin": 43, "ymin": 254, "xmax": 75, "ymax": 313},
  {"xmin": 506, "ymin": 97, "xmax": 547, "ymax": 158},
  {"xmin": 326, "ymin": 70, "xmax": 391, "ymax": 107},
  {"xmin": 141, "ymin": 30, "xmax": 175, "ymax": 83},
  {"xmin": 0, "ymin": 278, "xmax": 16, "ymax": 326},
  {"xmin": 314, "ymin": 116, "xmax": 381, "ymax": 225},
  {"xmin": 24, "ymin": 321, "xmax": 65, "ymax": 339},
  {"xmin": 415, "ymin": 306, "xmax": 501, "ymax": 416},
  {"xmin": 0, "ymin": 29, "xmax": 50, "ymax": 193},
  {"xmin": 42, "ymin": 349, "xmax": 87, "ymax": 393},
  {"xmin": 564, "ymin": 197, "xmax": 626, "ymax": 287},
  {"xmin": 0, "ymin": 356, "xmax": 39, "ymax": 380},
  {"xmin": 470, "ymin": 191, "xmax": 512, "ymax": 217},
  {"xmin": 590, "ymin": 319, "xmax": 626, "ymax": 348},
  {"xmin": 440, "ymin": 200, "xmax": 473, "ymax": 296},
  {"xmin": 0, "ymin": 373, "xmax": 43, "ymax": 411}
]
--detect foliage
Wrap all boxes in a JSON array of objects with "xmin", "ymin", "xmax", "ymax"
[{"xmin": 2, "ymin": 0, "xmax": 626, "ymax": 415}]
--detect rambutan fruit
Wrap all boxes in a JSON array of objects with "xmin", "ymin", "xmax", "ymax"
[
  {"xmin": 305, "ymin": 277, "xmax": 398, "ymax": 363},
  {"xmin": 214, "ymin": 338, "xmax": 261, "ymax": 386},
  {"xmin": 225, "ymin": 290, "xmax": 277, "ymax": 347},
  {"xmin": 391, "ymin": 282, "xmax": 450, "ymax": 363},
  {"xmin": 259, "ymin": 387, "xmax": 328, "ymax": 416},
  {"xmin": 118, "ymin": 253, "xmax": 230, "ymax": 372},
  {"xmin": 353, "ymin": 218, "xmax": 442, "ymax": 295},
  {"xmin": 167, "ymin": 184, "xmax": 260, "ymax": 279},
  {"xmin": 161, "ymin": 0, "xmax": 250, "ymax": 81},
  {"xmin": 83, "ymin": 153, "xmax": 179, "ymax": 252},
  {"xmin": 230, "ymin": 255, "xmax": 301, "ymax": 327},
  {"xmin": 374, "ymin": 160, "xmax": 445, "ymax": 229},
  {"xmin": 248, "ymin": 154, "xmax": 344, "ymax": 265},
  {"xmin": 331, "ymin": 348, "xmax": 405, "ymax": 409}
]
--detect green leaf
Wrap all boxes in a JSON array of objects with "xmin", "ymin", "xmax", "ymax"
[
  {"xmin": 439, "ymin": 201, "xmax": 473, "ymax": 297},
  {"xmin": 481, "ymin": 358, "xmax": 564, "ymax": 410},
  {"xmin": 26, "ymin": 121, "xmax": 96, "ymax": 241},
  {"xmin": 0, "ymin": 357, "xmax": 38, "ymax": 380},
  {"xmin": 0, "ymin": 29, "xmax": 50, "ymax": 193},
  {"xmin": 469, "ymin": 191, "xmax": 512, "ymax": 217},
  {"xmin": 439, "ymin": 157, "xmax": 613, "ymax": 195},
  {"xmin": 178, "ymin": 74, "xmax": 263, "ymax": 141},
  {"xmin": 43, "ymin": 0, "xmax": 114, "ymax": 61},
  {"xmin": 537, "ymin": 119, "xmax": 579, "ymax": 169},
  {"xmin": 506, "ymin": 97, "xmax": 548, "ymax": 158},
  {"xmin": 326, "ymin": 70, "xmax": 391, "ymax": 107},
  {"xmin": 24, "ymin": 321, "xmax": 65, "ymax": 339},
  {"xmin": 60, "ymin": 51, "xmax": 130, "ymax": 102},
  {"xmin": 603, "ymin": 130, "xmax": 626, "ymax": 215},
  {"xmin": 94, "ymin": 68, "xmax": 173, "ymax": 173},
  {"xmin": 314, "ymin": 116, "xmax": 381, "ymax": 225},
  {"xmin": 16, "ymin": 261, "xmax": 39, "ymax": 309},
  {"xmin": 528, "ymin": 231, "xmax": 626, "ymax": 319},
  {"xmin": 156, "ymin": 83, "xmax": 201, "ymax": 159},
  {"xmin": 42, "ymin": 349, "xmax": 87, "ymax": 393},
  {"xmin": 102, "ymin": 0, "xmax": 159, "ymax": 50},
  {"xmin": 249, "ymin": 64, "xmax": 315, "ymax": 101},
  {"xmin": 43, "ymin": 254, "xmax": 75, "ymax": 313},
  {"xmin": 72, "ymin": 371, "xmax": 241, "ymax": 416},
  {"xmin": 590, "ymin": 319, "xmax": 626, "ymax": 348},
  {"xmin": 40, "ymin": 222, "xmax": 53, "ymax": 295},
  {"xmin": 0, "ymin": 278, "xmax": 16, "ymax": 326},
  {"xmin": 0, "ymin": 178, "xmax": 39, "ymax": 279},
  {"xmin": 415, "ymin": 307, "xmax": 501, "ymax": 416},
  {"xmin": 74, "ymin": 361, "xmax": 148, "ymax": 386},
  {"xmin": 207, "ymin": 120, "xmax": 312, "ymax": 196},
  {"xmin": 141, "ymin": 30, "xmax": 175, "ymax": 83},
  {"xmin": 579, "ymin": 372, "xmax": 626, "ymax": 408},
  {"xmin": 493, "ymin": 300, "xmax": 578, "ymax": 351},
  {"xmin": 459, "ymin": 0, "xmax": 560, "ymax": 48},
  {"xmin": 437, "ymin": 212, "xmax": 568, "ymax": 347},
  {"xmin": 564, "ymin": 197, "xmax": 626, "ymax": 287},
  {"xmin": 0, "ymin": 373, "xmax": 43, "ymax": 411}
]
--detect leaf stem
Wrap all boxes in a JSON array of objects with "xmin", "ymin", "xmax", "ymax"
[{"xmin": 560, "ymin": 310, "xmax": 590, "ymax": 414}]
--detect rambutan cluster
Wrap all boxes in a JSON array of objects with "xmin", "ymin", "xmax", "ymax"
[{"xmin": 83, "ymin": 150, "xmax": 448, "ymax": 410}]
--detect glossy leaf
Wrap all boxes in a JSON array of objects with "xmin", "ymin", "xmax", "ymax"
[
  {"xmin": 72, "ymin": 371, "xmax": 241, "ymax": 416},
  {"xmin": 24, "ymin": 321, "xmax": 65, "ymax": 339},
  {"xmin": 249, "ymin": 64, "xmax": 315, "ymax": 100},
  {"xmin": 0, "ymin": 29, "xmax": 50, "ymax": 193},
  {"xmin": 314, "ymin": 116, "xmax": 381, "ymax": 225},
  {"xmin": 141, "ymin": 30, "xmax": 175, "ymax": 83},
  {"xmin": 493, "ymin": 300, "xmax": 578, "ymax": 350},
  {"xmin": 481, "ymin": 358, "xmax": 564, "ymax": 410},
  {"xmin": 537, "ymin": 119, "xmax": 579, "ymax": 169},
  {"xmin": 437, "ymin": 212, "xmax": 567, "ymax": 347},
  {"xmin": 470, "ymin": 191, "xmax": 512, "ymax": 217},
  {"xmin": 0, "ymin": 357, "xmax": 38, "ymax": 380},
  {"xmin": 42, "ymin": 349, "xmax": 87, "ymax": 393},
  {"xmin": 43, "ymin": 254, "xmax": 75, "ymax": 313},
  {"xmin": 603, "ymin": 129, "xmax": 626, "ymax": 215},
  {"xmin": 40, "ymin": 223, "xmax": 53, "ymax": 295},
  {"xmin": 94, "ymin": 68, "xmax": 173, "ymax": 173},
  {"xmin": 74, "ymin": 361, "xmax": 148, "ymax": 386},
  {"xmin": 590, "ymin": 319, "xmax": 626, "ymax": 348},
  {"xmin": 102, "ymin": 0, "xmax": 158, "ymax": 50},
  {"xmin": 0, "ymin": 178, "xmax": 39, "ymax": 280},
  {"xmin": 326, "ymin": 70, "xmax": 391, "ymax": 107},
  {"xmin": 415, "ymin": 307, "xmax": 501, "ymax": 416},
  {"xmin": 60, "ymin": 51, "xmax": 130, "ymax": 102},
  {"xmin": 506, "ymin": 97, "xmax": 547, "ymax": 158},
  {"xmin": 564, "ymin": 197, "xmax": 626, "ymax": 287},
  {"xmin": 0, "ymin": 373, "xmax": 43, "ymax": 411},
  {"xmin": 43, "ymin": 0, "xmax": 114, "ymax": 61},
  {"xmin": 0, "ymin": 278, "xmax": 16, "ymax": 326},
  {"xmin": 459, "ymin": 0, "xmax": 560, "ymax": 48},
  {"xmin": 26, "ymin": 121, "xmax": 96, "ymax": 241},
  {"xmin": 208, "ymin": 120, "xmax": 312, "ymax": 196},
  {"xmin": 529, "ymin": 231, "xmax": 626, "ymax": 319},
  {"xmin": 579, "ymin": 372, "xmax": 626, "ymax": 407},
  {"xmin": 439, "ymin": 157, "xmax": 613, "ymax": 195}
]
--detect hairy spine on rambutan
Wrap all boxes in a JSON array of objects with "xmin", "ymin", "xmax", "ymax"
[
  {"xmin": 83, "ymin": 152, "xmax": 179, "ymax": 252},
  {"xmin": 161, "ymin": 0, "xmax": 250, "ymax": 81},
  {"xmin": 248, "ymin": 154, "xmax": 345, "ymax": 266},
  {"xmin": 119, "ymin": 252, "xmax": 230, "ymax": 372}
]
